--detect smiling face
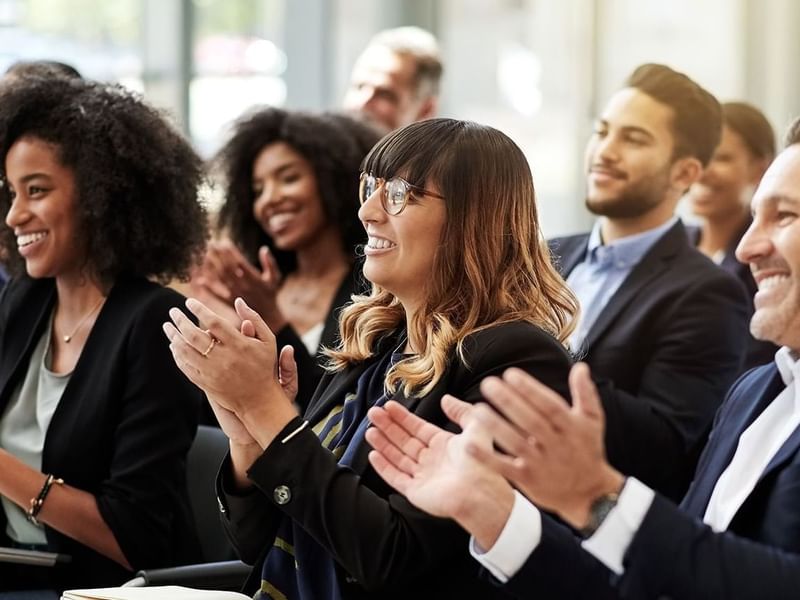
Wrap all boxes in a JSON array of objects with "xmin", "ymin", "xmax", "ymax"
[
  {"xmin": 251, "ymin": 141, "xmax": 330, "ymax": 252},
  {"xmin": 358, "ymin": 174, "xmax": 446, "ymax": 311},
  {"xmin": 689, "ymin": 125, "xmax": 766, "ymax": 221},
  {"xmin": 343, "ymin": 46, "xmax": 428, "ymax": 131},
  {"xmin": 585, "ymin": 88, "xmax": 682, "ymax": 221},
  {"xmin": 736, "ymin": 144, "xmax": 800, "ymax": 351},
  {"xmin": 4, "ymin": 135, "xmax": 86, "ymax": 281}
]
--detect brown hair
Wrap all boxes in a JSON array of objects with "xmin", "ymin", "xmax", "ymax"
[
  {"xmin": 326, "ymin": 118, "xmax": 577, "ymax": 396},
  {"xmin": 722, "ymin": 102, "xmax": 775, "ymax": 162},
  {"xmin": 784, "ymin": 116, "xmax": 800, "ymax": 147}
]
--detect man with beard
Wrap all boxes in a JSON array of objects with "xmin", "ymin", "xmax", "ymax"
[{"xmin": 550, "ymin": 64, "xmax": 749, "ymax": 499}]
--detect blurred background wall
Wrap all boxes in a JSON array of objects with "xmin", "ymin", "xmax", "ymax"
[{"xmin": 1, "ymin": 0, "xmax": 798, "ymax": 236}]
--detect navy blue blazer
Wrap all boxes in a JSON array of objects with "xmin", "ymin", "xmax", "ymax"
[
  {"xmin": 550, "ymin": 221, "xmax": 750, "ymax": 498},
  {"xmin": 502, "ymin": 362, "xmax": 800, "ymax": 599}
]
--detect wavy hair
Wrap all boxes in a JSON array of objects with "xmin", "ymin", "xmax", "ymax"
[{"xmin": 326, "ymin": 118, "xmax": 577, "ymax": 396}]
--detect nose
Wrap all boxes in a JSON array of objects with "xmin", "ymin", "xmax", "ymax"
[
  {"xmin": 252, "ymin": 183, "xmax": 278, "ymax": 218},
  {"xmin": 5, "ymin": 194, "xmax": 25, "ymax": 229},
  {"xmin": 358, "ymin": 184, "xmax": 385, "ymax": 225},
  {"xmin": 595, "ymin": 134, "xmax": 621, "ymax": 163},
  {"xmin": 735, "ymin": 218, "xmax": 772, "ymax": 266}
]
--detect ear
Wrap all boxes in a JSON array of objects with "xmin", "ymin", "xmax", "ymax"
[
  {"xmin": 670, "ymin": 156, "xmax": 703, "ymax": 194},
  {"xmin": 416, "ymin": 96, "xmax": 438, "ymax": 121}
]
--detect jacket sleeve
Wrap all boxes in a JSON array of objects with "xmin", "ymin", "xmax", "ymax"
[
  {"xmin": 600, "ymin": 271, "xmax": 749, "ymax": 500},
  {"xmin": 94, "ymin": 290, "xmax": 202, "ymax": 570},
  {"xmin": 619, "ymin": 494, "xmax": 800, "ymax": 599},
  {"xmin": 223, "ymin": 324, "xmax": 572, "ymax": 591}
]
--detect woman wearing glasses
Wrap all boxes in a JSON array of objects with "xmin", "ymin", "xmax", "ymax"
[
  {"xmin": 191, "ymin": 108, "xmax": 381, "ymax": 412},
  {"xmin": 164, "ymin": 118, "xmax": 577, "ymax": 599}
]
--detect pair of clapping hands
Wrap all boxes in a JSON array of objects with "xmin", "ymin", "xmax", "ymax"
[{"xmin": 366, "ymin": 363, "xmax": 625, "ymax": 547}]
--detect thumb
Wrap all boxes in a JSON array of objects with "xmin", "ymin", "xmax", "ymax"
[
  {"xmin": 234, "ymin": 297, "xmax": 274, "ymax": 342},
  {"xmin": 569, "ymin": 362, "xmax": 603, "ymax": 419},
  {"xmin": 259, "ymin": 246, "xmax": 282, "ymax": 285},
  {"xmin": 240, "ymin": 319, "xmax": 256, "ymax": 338},
  {"xmin": 278, "ymin": 345, "xmax": 299, "ymax": 402},
  {"xmin": 441, "ymin": 394, "xmax": 474, "ymax": 428}
]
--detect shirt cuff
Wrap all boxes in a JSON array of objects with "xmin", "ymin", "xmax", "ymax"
[
  {"xmin": 581, "ymin": 477, "xmax": 655, "ymax": 575},
  {"xmin": 469, "ymin": 490, "xmax": 542, "ymax": 583}
]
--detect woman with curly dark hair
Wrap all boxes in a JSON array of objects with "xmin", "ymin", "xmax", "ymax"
[
  {"xmin": 192, "ymin": 108, "xmax": 381, "ymax": 410},
  {"xmin": 0, "ymin": 76, "xmax": 207, "ymax": 596}
]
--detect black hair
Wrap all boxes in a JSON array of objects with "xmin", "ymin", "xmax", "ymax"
[
  {"xmin": 0, "ymin": 76, "xmax": 207, "ymax": 284},
  {"xmin": 5, "ymin": 60, "xmax": 82, "ymax": 80},
  {"xmin": 214, "ymin": 108, "xmax": 381, "ymax": 273}
]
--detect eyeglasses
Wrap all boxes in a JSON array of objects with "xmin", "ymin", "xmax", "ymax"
[{"xmin": 359, "ymin": 172, "xmax": 445, "ymax": 216}]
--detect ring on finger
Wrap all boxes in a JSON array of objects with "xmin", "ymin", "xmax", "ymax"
[{"xmin": 201, "ymin": 330, "xmax": 218, "ymax": 357}]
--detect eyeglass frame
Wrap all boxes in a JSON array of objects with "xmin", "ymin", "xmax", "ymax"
[{"xmin": 359, "ymin": 172, "xmax": 445, "ymax": 216}]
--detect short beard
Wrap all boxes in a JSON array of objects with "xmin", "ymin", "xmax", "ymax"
[{"xmin": 585, "ymin": 166, "xmax": 671, "ymax": 219}]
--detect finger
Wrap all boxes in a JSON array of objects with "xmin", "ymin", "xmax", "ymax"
[
  {"xmin": 364, "ymin": 427, "xmax": 420, "ymax": 475},
  {"xmin": 241, "ymin": 319, "xmax": 256, "ymax": 338},
  {"xmin": 367, "ymin": 405, "xmax": 427, "ymax": 460},
  {"xmin": 367, "ymin": 450, "xmax": 412, "ymax": 495},
  {"xmin": 570, "ymin": 362, "xmax": 604, "ymax": 419},
  {"xmin": 184, "ymin": 298, "xmax": 239, "ymax": 344},
  {"xmin": 502, "ymin": 368, "xmax": 571, "ymax": 430},
  {"xmin": 479, "ymin": 376, "xmax": 560, "ymax": 443},
  {"xmin": 234, "ymin": 297, "xmax": 276, "ymax": 343},
  {"xmin": 466, "ymin": 437, "xmax": 543, "ymax": 488},
  {"xmin": 383, "ymin": 400, "xmax": 445, "ymax": 446},
  {"xmin": 168, "ymin": 306, "xmax": 221, "ymax": 355},
  {"xmin": 259, "ymin": 246, "xmax": 283, "ymax": 286},
  {"xmin": 168, "ymin": 336, "xmax": 205, "ymax": 385},
  {"xmin": 278, "ymin": 345, "xmax": 298, "ymax": 391},
  {"xmin": 440, "ymin": 394, "xmax": 474, "ymax": 428},
  {"xmin": 467, "ymin": 402, "xmax": 552, "ymax": 458},
  {"xmin": 162, "ymin": 321, "xmax": 180, "ymax": 343}
]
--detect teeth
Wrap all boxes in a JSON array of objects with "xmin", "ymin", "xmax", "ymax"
[
  {"xmin": 759, "ymin": 275, "xmax": 789, "ymax": 290},
  {"xmin": 17, "ymin": 231, "xmax": 47, "ymax": 248},
  {"xmin": 367, "ymin": 236, "xmax": 396, "ymax": 250},
  {"xmin": 268, "ymin": 213, "xmax": 295, "ymax": 231}
]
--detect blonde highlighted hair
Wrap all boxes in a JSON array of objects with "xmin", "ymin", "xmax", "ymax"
[{"xmin": 326, "ymin": 119, "xmax": 577, "ymax": 397}]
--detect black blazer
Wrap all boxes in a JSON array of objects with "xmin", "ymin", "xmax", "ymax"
[
  {"xmin": 550, "ymin": 221, "xmax": 750, "ymax": 499},
  {"xmin": 0, "ymin": 277, "xmax": 203, "ymax": 590},
  {"xmin": 686, "ymin": 222, "xmax": 778, "ymax": 371},
  {"xmin": 274, "ymin": 262, "xmax": 366, "ymax": 414},
  {"xmin": 502, "ymin": 363, "xmax": 800, "ymax": 600},
  {"xmin": 218, "ymin": 321, "xmax": 573, "ymax": 599}
]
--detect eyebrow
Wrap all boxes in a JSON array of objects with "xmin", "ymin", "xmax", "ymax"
[
  {"xmin": 253, "ymin": 161, "xmax": 301, "ymax": 182},
  {"xmin": 12, "ymin": 173, "xmax": 52, "ymax": 186},
  {"xmin": 751, "ymin": 194, "xmax": 800, "ymax": 216},
  {"xmin": 596, "ymin": 119, "xmax": 655, "ymax": 141}
]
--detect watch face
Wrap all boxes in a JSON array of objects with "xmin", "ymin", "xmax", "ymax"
[{"xmin": 580, "ymin": 493, "xmax": 620, "ymax": 538}]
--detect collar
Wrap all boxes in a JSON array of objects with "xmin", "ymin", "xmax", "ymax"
[
  {"xmin": 775, "ymin": 346, "xmax": 800, "ymax": 387},
  {"xmin": 585, "ymin": 216, "xmax": 679, "ymax": 269}
]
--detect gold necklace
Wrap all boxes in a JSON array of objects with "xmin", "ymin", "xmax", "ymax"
[{"xmin": 61, "ymin": 296, "xmax": 106, "ymax": 343}]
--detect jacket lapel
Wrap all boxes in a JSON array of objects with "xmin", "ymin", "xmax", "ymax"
[
  {"xmin": 583, "ymin": 221, "xmax": 686, "ymax": 350},
  {"xmin": 548, "ymin": 235, "xmax": 589, "ymax": 278}
]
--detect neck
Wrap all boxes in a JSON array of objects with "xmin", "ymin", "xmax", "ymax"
[
  {"xmin": 55, "ymin": 272, "xmax": 108, "ymax": 318},
  {"xmin": 698, "ymin": 209, "xmax": 750, "ymax": 258},
  {"xmin": 599, "ymin": 199, "xmax": 676, "ymax": 244},
  {"xmin": 293, "ymin": 226, "xmax": 351, "ymax": 279},
  {"xmin": 400, "ymin": 300, "xmax": 425, "ymax": 354}
]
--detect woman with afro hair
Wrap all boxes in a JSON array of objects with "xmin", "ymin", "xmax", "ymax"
[
  {"xmin": 0, "ymin": 76, "xmax": 207, "ymax": 595},
  {"xmin": 192, "ymin": 108, "xmax": 381, "ymax": 411}
]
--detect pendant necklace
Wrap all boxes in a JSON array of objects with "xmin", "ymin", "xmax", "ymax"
[{"xmin": 62, "ymin": 296, "xmax": 106, "ymax": 343}]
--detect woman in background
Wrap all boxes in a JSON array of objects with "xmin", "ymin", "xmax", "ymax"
[
  {"xmin": 0, "ymin": 76, "xmax": 206, "ymax": 596},
  {"xmin": 193, "ymin": 109, "xmax": 381, "ymax": 410},
  {"xmin": 688, "ymin": 101, "xmax": 777, "ymax": 369}
]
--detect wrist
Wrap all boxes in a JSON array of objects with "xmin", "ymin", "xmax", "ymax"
[
  {"xmin": 240, "ymin": 397, "xmax": 298, "ymax": 449},
  {"xmin": 454, "ymin": 477, "xmax": 515, "ymax": 551},
  {"xmin": 564, "ymin": 466, "xmax": 625, "ymax": 530}
]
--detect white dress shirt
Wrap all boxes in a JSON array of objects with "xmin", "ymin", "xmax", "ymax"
[{"xmin": 472, "ymin": 347, "xmax": 797, "ymax": 580}]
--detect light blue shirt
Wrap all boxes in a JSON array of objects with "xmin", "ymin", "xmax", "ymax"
[{"xmin": 567, "ymin": 217, "xmax": 679, "ymax": 352}]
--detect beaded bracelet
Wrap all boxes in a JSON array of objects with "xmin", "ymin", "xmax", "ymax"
[{"xmin": 26, "ymin": 474, "xmax": 64, "ymax": 526}]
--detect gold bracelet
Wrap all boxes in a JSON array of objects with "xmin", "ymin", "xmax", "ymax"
[{"xmin": 26, "ymin": 474, "xmax": 64, "ymax": 526}]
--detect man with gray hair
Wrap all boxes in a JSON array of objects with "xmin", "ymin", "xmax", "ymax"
[{"xmin": 343, "ymin": 26, "xmax": 442, "ymax": 131}]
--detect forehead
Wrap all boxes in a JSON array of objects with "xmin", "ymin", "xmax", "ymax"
[
  {"xmin": 252, "ymin": 141, "xmax": 309, "ymax": 173},
  {"xmin": 5, "ymin": 136, "xmax": 64, "ymax": 178},
  {"xmin": 351, "ymin": 46, "xmax": 416, "ymax": 92},
  {"xmin": 600, "ymin": 87, "xmax": 675, "ymax": 140},
  {"xmin": 751, "ymin": 145, "xmax": 800, "ymax": 210}
]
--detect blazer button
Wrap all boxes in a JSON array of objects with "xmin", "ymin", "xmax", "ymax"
[{"xmin": 274, "ymin": 485, "xmax": 292, "ymax": 505}]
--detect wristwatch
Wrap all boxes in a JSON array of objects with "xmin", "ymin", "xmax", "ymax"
[{"xmin": 579, "ymin": 490, "xmax": 621, "ymax": 538}]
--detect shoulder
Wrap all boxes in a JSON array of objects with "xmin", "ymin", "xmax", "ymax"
[
  {"xmin": 111, "ymin": 278, "xmax": 187, "ymax": 318},
  {"xmin": 548, "ymin": 233, "xmax": 589, "ymax": 255},
  {"xmin": 460, "ymin": 321, "xmax": 572, "ymax": 370}
]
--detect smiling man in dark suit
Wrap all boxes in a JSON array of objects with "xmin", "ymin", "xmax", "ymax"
[{"xmin": 550, "ymin": 64, "xmax": 749, "ymax": 498}]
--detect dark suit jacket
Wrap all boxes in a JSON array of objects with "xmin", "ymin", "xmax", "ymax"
[
  {"xmin": 502, "ymin": 362, "xmax": 800, "ymax": 600},
  {"xmin": 686, "ymin": 222, "xmax": 778, "ymax": 371},
  {"xmin": 274, "ymin": 262, "xmax": 365, "ymax": 414},
  {"xmin": 218, "ymin": 321, "xmax": 573, "ymax": 599},
  {"xmin": 550, "ymin": 221, "xmax": 749, "ymax": 498},
  {"xmin": 0, "ymin": 277, "xmax": 202, "ymax": 590}
]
